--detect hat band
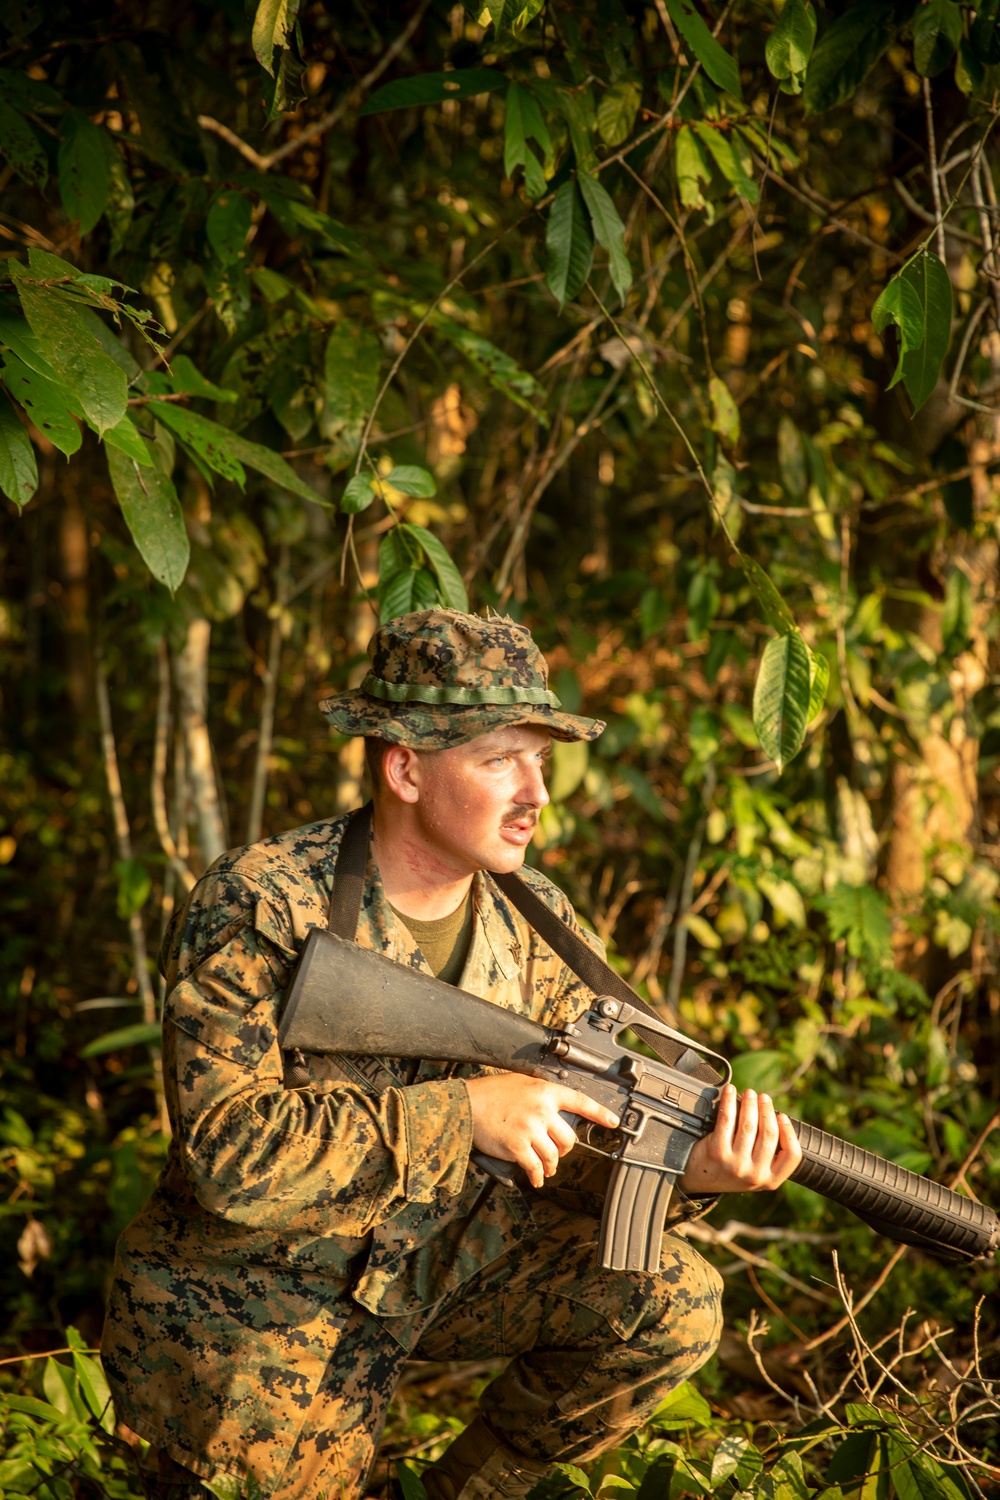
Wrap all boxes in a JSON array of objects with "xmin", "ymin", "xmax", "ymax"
[{"xmin": 359, "ymin": 672, "xmax": 561, "ymax": 708}]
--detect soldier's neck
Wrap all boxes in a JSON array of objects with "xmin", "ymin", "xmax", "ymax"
[{"xmin": 371, "ymin": 804, "xmax": 476, "ymax": 921}]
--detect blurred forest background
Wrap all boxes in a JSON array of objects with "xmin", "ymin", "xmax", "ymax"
[{"xmin": 1, "ymin": 0, "xmax": 999, "ymax": 1495}]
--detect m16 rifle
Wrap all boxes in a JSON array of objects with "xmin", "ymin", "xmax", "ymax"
[{"xmin": 279, "ymin": 930, "xmax": 999, "ymax": 1275}]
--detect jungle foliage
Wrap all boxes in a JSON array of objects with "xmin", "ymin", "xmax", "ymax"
[{"xmin": 1, "ymin": 0, "xmax": 1000, "ymax": 1495}]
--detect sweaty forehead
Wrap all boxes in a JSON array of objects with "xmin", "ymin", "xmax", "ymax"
[{"xmin": 463, "ymin": 724, "xmax": 553, "ymax": 755}]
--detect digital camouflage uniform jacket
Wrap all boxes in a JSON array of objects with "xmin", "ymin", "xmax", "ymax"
[{"xmin": 102, "ymin": 812, "xmax": 706, "ymax": 1491}]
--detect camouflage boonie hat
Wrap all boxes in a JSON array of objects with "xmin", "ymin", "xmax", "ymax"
[{"xmin": 320, "ymin": 608, "xmax": 605, "ymax": 749}]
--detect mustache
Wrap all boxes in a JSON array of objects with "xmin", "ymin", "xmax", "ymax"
[{"xmin": 502, "ymin": 804, "xmax": 540, "ymax": 825}]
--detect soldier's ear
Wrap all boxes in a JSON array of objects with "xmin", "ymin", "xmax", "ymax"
[{"xmin": 381, "ymin": 744, "xmax": 421, "ymax": 803}]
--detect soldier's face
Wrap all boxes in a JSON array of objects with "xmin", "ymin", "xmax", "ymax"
[{"xmin": 400, "ymin": 724, "xmax": 553, "ymax": 874}]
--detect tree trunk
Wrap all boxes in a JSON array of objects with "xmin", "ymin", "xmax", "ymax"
[{"xmin": 173, "ymin": 617, "xmax": 227, "ymax": 868}]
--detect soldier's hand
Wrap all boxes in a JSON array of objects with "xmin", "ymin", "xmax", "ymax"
[
  {"xmin": 465, "ymin": 1073, "xmax": 619, "ymax": 1189},
  {"xmin": 678, "ymin": 1083, "xmax": 802, "ymax": 1195}
]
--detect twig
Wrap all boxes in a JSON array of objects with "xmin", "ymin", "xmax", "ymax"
[
  {"xmin": 923, "ymin": 80, "xmax": 946, "ymax": 262},
  {"xmin": 94, "ymin": 654, "xmax": 167, "ymax": 1132},
  {"xmin": 151, "ymin": 639, "xmax": 195, "ymax": 893},
  {"xmin": 892, "ymin": 177, "xmax": 979, "ymax": 244},
  {"xmin": 836, "ymin": 511, "xmax": 861, "ymax": 724},
  {"xmin": 245, "ymin": 544, "xmax": 290, "ymax": 844},
  {"xmin": 948, "ymin": 299, "xmax": 990, "ymax": 400},
  {"xmin": 949, "ymin": 1109, "xmax": 1000, "ymax": 1195}
]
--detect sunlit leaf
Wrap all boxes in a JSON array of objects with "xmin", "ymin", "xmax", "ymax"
[
  {"xmin": 409, "ymin": 522, "xmax": 469, "ymax": 610},
  {"xmin": 899, "ymin": 251, "xmax": 952, "ymax": 412},
  {"xmin": 941, "ymin": 567, "xmax": 971, "ymax": 657},
  {"xmin": 578, "ymin": 171, "xmax": 632, "ymax": 300},
  {"xmin": 766, "ymin": 0, "xmax": 817, "ymax": 93},
  {"xmin": 387, "ymin": 464, "xmax": 436, "ymax": 497},
  {"xmin": 709, "ymin": 375, "xmax": 740, "ymax": 445},
  {"xmin": 11, "ymin": 261, "xmax": 128, "ymax": 436},
  {"xmin": 341, "ymin": 473, "xmax": 375, "ymax": 513},
  {"xmin": 738, "ymin": 552, "xmax": 797, "ymax": 635},
  {"xmin": 872, "ymin": 272, "xmax": 925, "ymax": 389},
  {"xmin": 693, "ymin": 122, "xmax": 759, "ymax": 205},
  {"xmin": 252, "ymin": 0, "xmax": 300, "ymax": 74},
  {"xmin": 80, "ymin": 1022, "xmax": 163, "ymax": 1058},
  {"xmin": 753, "ymin": 630, "xmax": 811, "ymax": 770},
  {"xmin": 323, "ymin": 323, "xmax": 382, "ymax": 439},
  {"xmin": 597, "ymin": 79, "xmax": 641, "ymax": 146},
  {"xmin": 806, "ymin": 646, "xmax": 830, "ymax": 722}
]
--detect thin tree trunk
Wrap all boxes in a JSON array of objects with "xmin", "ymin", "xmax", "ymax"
[
  {"xmin": 152, "ymin": 638, "xmax": 195, "ymax": 892},
  {"xmin": 246, "ymin": 543, "xmax": 290, "ymax": 843},
  {"xmin": 173, "ymin": 617, "xmax": 227, "ymax": 867},
  {"xmin": 335, "ymin": 532, "xmax": 379, "ymax": 814},
  {"xmin": 94, "ymin": 654, "xmax": 168, "ymax": 1134}
]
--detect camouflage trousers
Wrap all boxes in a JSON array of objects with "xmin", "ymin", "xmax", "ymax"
[{"xmin": 143, "ymin": 1203, "xmax": 723, "ymax": 1500}]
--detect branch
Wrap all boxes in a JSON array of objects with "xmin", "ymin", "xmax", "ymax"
[
  {"xmin": 923, "ymin": 79, "xmax": 947, "ymax": 262},
  {"xmin": 151, "ymin": 638, "xmax": 195, "ymax": 893},
  {"xmin": 245, "ymin": 544, "xmax": 289, "ymax": 844}
]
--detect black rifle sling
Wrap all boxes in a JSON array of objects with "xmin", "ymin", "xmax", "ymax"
[
  {"xmin": 320, "ymin": 802, "xmax": 719, "ymax": 1086},
  {"xmin": 327, "ymin": 801, "xmax": 373, "ymax": 937},
  {"xmin": 492, "ymin": 869, "xmax": 721, "ymax": 1086}
]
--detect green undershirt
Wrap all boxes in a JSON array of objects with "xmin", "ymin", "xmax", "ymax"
[{"xmin": 390, "ymin": 890, "xmax": 474, "ymax": 986}]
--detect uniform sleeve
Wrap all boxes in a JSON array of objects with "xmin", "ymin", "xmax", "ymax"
[{"xmin": 163, "ymin": 881, "xmax": 473, "ymax": 1238}]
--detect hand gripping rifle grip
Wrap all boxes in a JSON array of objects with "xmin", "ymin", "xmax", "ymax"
[{"xmin": 789, "ymin": 1118, "xmax": 1000, "ymax": 1263}]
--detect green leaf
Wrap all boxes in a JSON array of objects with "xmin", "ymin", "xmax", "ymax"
[
  {"xmin": 913, "ymin": 0, "xmax": 962, "ymax": 75},
  {"xmin": 738, "ymin": 552, "xmax": 797, "ymax": 635},
  {"xmin": 803, "ymin": 1, "xmax": 896, "ymax": 114},
  {"xmin": 818, "ymin": 882, "xmax": 892, "ymax": 960},
  {"xmin": 433, "ymin": 317, "xmax": 547, "ymax": 416},
  {"xmin": 0, "ymin": 99, "xmax": 47, "ymax": 186},
  {"xmin": 766, "ymin": 0, "xmax": 817, "ymax": 93},
  {"xmin": 168, "ymin": 354, "xmax": 238, "ymax": 403},
  {"xmin": 709, "ymin": 375, "xmax": 740, "ymax": 445},
  {"xmin": 341, "ymin": 473, "xmax": 375, "ymax": 513},
  {"xmin": 103, "ymin": 413, "xmax": 155, "ymax": 467},
  {"xmin": 387, "ymin": 464, "xmax": 436, "ymax": 497},
  {"xmin": 43, "ymin": 1357, "xmax": 89, "ymax": 1422},
  {"xmin": 806, "ymin": 646, "xmax": 830, "ymax": 722},
  {"xmin": 377, "ymin": 524, "xmax": 423, "ymax": 618},
  {"xmin": 107, "ymin": 444, "xmax": 190, "ymax": 591},
  {"xmin": 395, "ymin": 1460, "xmax": 429, "ymax": 1500},
  {"xmin": 152, "ymin": 403, "xmax": 246, "ymax": 485},
  {"xmin": 578, "ymin": 171, "xmax": 633, "ymax": 301},
  {"xmin": 693, "ymin": 122, "xmax": 758, "ymax": 205},
  {"xmin": 80, "ymin": 1022, "xmax": 163, "ymax": 1058},
  {"xmin": 1, "ymin": 352, "xmax": 81, "ymax": 457},
  {"xmin": 710, "ymin": 1436, "xmax": 756, "ymax": 1487},
  {"xmin": 360, "ymin": 69, "xmax": 506, "ymax": 116},
  {"xmin": 872, "ymin": 272, "xmax": 925, "ymax": 389},
  {"xmin": 653, "ymin": 1380, "xmax": 714, "ymax": 1425},
  {"xmin": 408, "ymin": 522, "xmax": 470, "ymax": 610},
  {"xmin": 899, "ymin": 251, "xmax": 952, "ymax": 412},
  {"xmin": 0, "ymin": 388, "xmax": 36, "ymax": 509},
  {"xmin": 941, "ymin": 567, "xmax": 972, "ymax": 657},
  {"xmin": 597, "ymin": 79, "xmax": 641, "ymax": 146},
  {"xmin": 664, "ymin": 0, "xmax": 742, "ymax": 95},
  {"xmin": 777, "ymin": 415, "xmax": 807, "ymax": 497},
  {"xmin": 504, "ymin": 84, "xmax": 551, "ymax": 198},
  {"xmin": 545, "ymin": 182, "xmax": 594, "ymax": 307},
  {"xmin": 323, "ymin": 323, "xmax": 382, "ymax": 440},
  {"xmin": 11, "ymin": 262, "xmax": 128, "ymax": 436},
  {"xmin": 753, "ymin": 630, "xmax": 811, "ymax": 770},
  {"xmin": 58, "ymin": 111, "xmax": 112, "ymax": 233},
  {"xmin": 730, "ymin": 1048, "xmax": 787, "ymax": 1093},
  {"xmin": 252, "ymin": 0, "xmax": 300, "ymax": 74},
  {"xmin": 504, "ymin": 79, "xmax": 528, "ymax": 177},
  {"xmin": 676, "ymin": 126, "xmax": 714, "ymax": 216},
  {"xmin": 0, "ymin": 312, "xmax": 60, "ymax": 379},
  {"xmin": 71, "ymin": 1347, "xmax": 114, "ymax": 1432},
  {"xmin": 116, "ymin": 856, "xmax": 151, "ymax": 918},
  {"xmin": 206, "ymin": 189, "xmax": 253, "ymax": 267},
  {"xmin": 970, "ymin": 0, "xmax": 1000, "ymax": 62}
]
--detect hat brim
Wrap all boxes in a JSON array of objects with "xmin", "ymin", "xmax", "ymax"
[{"xmin": 319, "ymin": 691, "xmax": 604, "ymax": 749}]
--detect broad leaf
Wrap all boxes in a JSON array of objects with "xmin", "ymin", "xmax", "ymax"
[
  {"xmin": 377, "ymin": 524, "xmax": 423, "ymax": 617},
  {"xmin": 341, "ymin": 473, "xmax": 375, "ymax": 513},
  {"xmin": 710, "ymin": 1436, "xmax": 757, "ymax": 1487},
  {"xmin": 206, "ymin": 189, "xmax": 253, "ymax": 266},
  {"xmin": 941, "ymin": 567, "xmax": 971, "ymax": 657},
  {"xmin": 252, "ymin": 0, "xmax": 300, "ymax": 74},
  {"xmin": 387, "ymin": 464, "xmax": 436, "ymax": 497},
  {"xmin": 1, "ymin": 352, "xmax": 81, "ymax": 457},
  {"xmin": 395, "ymin": 1461, "xmax": 429, "ymax": 1500},
  {"xmin": 578, "ymin": 171, "xmax": 633, "ymax": 301},
  {"xmin": 664, "ymin": 0, "xmax": 742, "ymax": 96},
  {"xmin": 152, "ymin": 403, "xmax": 247, "ymax": 485},
  {"xmin": 597, "ymin": 79, "xmax": 641, "ymax": 146},
  {"xmin": 709, "ymin": 375, "xmax": 740, "ymax": 445},
  {"xmin": 970, "ymin": 0, "xmax": 1000, "ymax": 62},
  {"xmin": 58, "ymin": 111, "xmax": 112, "ymax": 233},
  {"xmin": 753, "ymin": 630, "xmax": 812, "ymax": 770},
  {"xmin": 103, "ymin": 413, "xmax": 155, "ymax": 467},
  {"xmin": 676, "ymin": 126, "xmax": 714, "ymax": 216},
  {"xmin": 806, "ymin": 646, "xmax": 830, "ymax": 722},
  {"xmin": 872, "ymin": 272, "xmax": 924, "ymax": 389},
  {"xmin": 323, "ymin": 323, "xmax": 382, "ymax": 439},
  {"xmin": 0, "ymin": 312, "xmax": 61, "ymax": 379},
  {"xmin": 819, "ymin": 882, "xmax": 892, "ymax": 959},
  {"xmin": 899, "ymin": 251, "xmax": 952, "ymax": 412},
  {"xmin": 168, "ymin": 354, "xmax": 238, "ymax": 403},
  {"xmin": 0, "ymin": 389, "xmax": 37, "ymax": 509},
  {"xmin": 71, "ymin": 1348, "xmax": 114, "ymax": 1432},
  {"xmin": 0, "ymin": 99, "xmax": 47, "ymax": 186},
  {"xmin": 11, "ymin": 262, "xmax": 128, "ymax": 436},
  {"xmin": 545, "ymin": 181, "xmax": 594, "ymax": 307},
  {"xmin": 803, "ymin": 1, "xmax": 897, "ymax": 114},
  {"xmin": 80, "ymin": 1021, "xmax": 163, "ymax": 1057},
  {"xmin": 766, "ymin": 0, "xmax": 817, "ymax": 93},
  {"xmin": 693, "ymin": 122, "xmax": 758, "ymax": 204},
  {"xmin": 913, "ymin": 0, "xmax": 962, "ymax": 75},
  {"xmin": 360, "ymin": 69, "xmax": 506, "ymax": 115},
  {"xmin": 107, "ymin": 444, "xmax": 190, "ymax": 592},
  {"xmin": 504, "ymin": 81, "xmax": 551, "ymax": 197},
  {"xmin": 738, "ymin": 552, "xmax": 797, "ymax": 634},
  {"xmin": 409, "ymin": 522, "xmax": 470, "ymax": 610}
]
